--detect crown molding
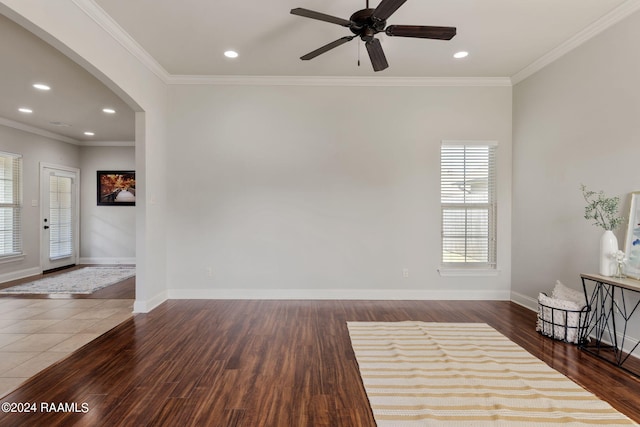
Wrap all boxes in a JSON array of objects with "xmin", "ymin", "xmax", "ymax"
[
  {"xmin": 0, "ymin": 117, "xmax": 80, "ymax": 145},
  {"xmin": 77, "ymin": 140, "xmax": 135, "ymax": 147},
  {"xmin": 0, "ymin": 117, "xmax": 131, "ymax": 146},
  {"xmin": 512, "ymin": 0, "xmax": 640, "ymax": 84},
  {"xmin": 71, "ymin": 0, "xmax": 170, "ymax": 84},
  {"xmin": 167, "ymin": 75, "xmax": 512, "ymax": 87}
]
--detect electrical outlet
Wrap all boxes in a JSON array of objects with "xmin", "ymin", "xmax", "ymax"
[
  {"xmin": 206, "ymin": 267, "xmax": 213, "ymax": 277},
  {"xmin": 402, "ymin": 268, "xmax": 409, "ymax": 278}
]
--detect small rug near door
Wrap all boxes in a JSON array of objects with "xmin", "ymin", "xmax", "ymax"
[
  {"xmin": 0, "ymin": 266, "xmax": 135, "ymax": 294},
  {"xmin": 347, "ymin": 321, "xmax": 637, "ymax": 426}
]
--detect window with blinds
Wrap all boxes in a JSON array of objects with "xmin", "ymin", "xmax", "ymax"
[
  {"xmin": 440, "ymin": 141, "xmax": 497, "ymax": 268},
  {"xmin": 0, "ymin": 151, "xmax": 23, "ymax": 258}
]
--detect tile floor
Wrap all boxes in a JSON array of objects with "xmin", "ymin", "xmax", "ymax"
[{"xmin": 0, "ymin": 298, "xmax": 133, "ymax": 398}]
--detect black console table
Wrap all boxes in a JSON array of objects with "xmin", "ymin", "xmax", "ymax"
[{"xmin": 580, "ymin": 273, "xmax": 640, "ymax": 377}]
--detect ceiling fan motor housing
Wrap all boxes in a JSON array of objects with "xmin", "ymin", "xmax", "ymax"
[{"xmin": 349, "ymin": 9, "xmax": 386, "ymax": 40}]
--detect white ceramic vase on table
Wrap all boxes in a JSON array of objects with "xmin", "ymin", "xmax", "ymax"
[{"xmin": 599, "ymin": 230, "xmax": 618, "ymax": 276}]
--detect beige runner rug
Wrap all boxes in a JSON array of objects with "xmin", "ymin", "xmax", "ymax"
[{"xmin": 347, "ymin": 321, "xmax": 637, "ymax": 426}]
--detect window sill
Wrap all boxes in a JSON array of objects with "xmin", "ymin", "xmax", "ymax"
[
  {"xmin": 0, "ymin": 253, "xmax": 26, "ymax": 265},
  {"xmin": 438, "ymin": 268, "xmax": 500, "ymax": 277}
]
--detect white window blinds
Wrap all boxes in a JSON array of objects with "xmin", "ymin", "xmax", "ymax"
[
  {"xmin": 0, "ymin": 151, "xmax": 23, "ymax": 257},
  {"xmin": 440, "ymin": 141, "xmax": 497, "ymax": 267},
  {"xmin": 49, "ymin": 174, "xmax": 73, "ymax": 260}
]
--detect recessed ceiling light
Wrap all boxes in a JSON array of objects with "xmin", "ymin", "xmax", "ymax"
[
  {"xmin": 18, "ymin": 108, "xmax": 33, "ymax": 113},
  {"xmin": 453, "ymin": 51, "xmax": 469, "ymax": 59},
  {"xmin": 84, "ymin": 131, "xmax": 95, "ymax": 136},
  {"xmin": 224, "ymin": 50, "xmax": 239, "ymax": 58},
  {"xmin": 102, "ymin": 108, "xmax": 116, "ymax": 114},
  {"xmin": 33, "ymin": 83, "xmax": 51, "ymax": 91}
]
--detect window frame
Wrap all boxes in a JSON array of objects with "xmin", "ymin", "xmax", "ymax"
[
  {"xmin": 0, "ymin": 151, "xmax": 23, "ymax": 260},
  {"xmin": 440, "ymin": 140, "xmax": 497, "ymax": 270}
]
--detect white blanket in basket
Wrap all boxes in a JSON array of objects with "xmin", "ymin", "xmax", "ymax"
[{"xmin": 536, "ymin": 281, "xmax": 587, "ymax": 344}]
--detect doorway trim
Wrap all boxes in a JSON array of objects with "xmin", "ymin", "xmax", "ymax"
[{"xmin": 39, "ymin": 162, "xmax": 81, "ymax": 273}]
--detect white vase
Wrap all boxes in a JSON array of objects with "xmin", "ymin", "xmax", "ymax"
[{"xmin": 599, "ymin": 230, "xmax": 618, "ymax": 276}]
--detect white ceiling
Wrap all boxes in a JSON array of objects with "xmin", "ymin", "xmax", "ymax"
[
  {"xmin": 94, "ymin": 0, "xmax": 630, "ymax": 77},
  {"xmin": 1, "ymin": 0, "xmax": 639, "ymax": 144},
  {"xmin": 0, "ymin": 13, "xmax": 135, "ymax": 144}
]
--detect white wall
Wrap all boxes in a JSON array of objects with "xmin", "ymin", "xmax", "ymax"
[
  {"xmin": 512, "ymin": 10, "xmax": 640, "ymax": 307},
  {"xmin": 166, "ymin": 83, "xmax": 512, "ymax": 299},
  {"xmin": 0, "ymin": 124, "xmax": 80, "ymax": 281},
  {"xmin": 79, "ymin": 146, "xmax": 135, "ymax": 264}
]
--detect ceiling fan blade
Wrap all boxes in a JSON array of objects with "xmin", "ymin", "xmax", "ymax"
[
  {"xmin": 290, "ymin": 8, "xmax": 351, "ymax": 27},
  {"xmin": 365, "ymin": 38, "xmax": 389, "ymax": 72},
  {"xmin": 300, "ymin": 36, "xmax": 355, "ymax": 60},
  {"xmin": 371, "ymin": 0, "xmax": 408, "ymax": 21},
  {"xmin": 385, "ymin": 25, "xmax": 456, "ymax": 40}
]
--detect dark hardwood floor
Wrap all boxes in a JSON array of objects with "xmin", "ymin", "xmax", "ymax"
[
  {"xmin": 1, "ymin": 300, "xmax": 639, "ymax": 427},
  {"xmin": 0, "ymin": 265, "xmax": 135, "ymax": 299}
]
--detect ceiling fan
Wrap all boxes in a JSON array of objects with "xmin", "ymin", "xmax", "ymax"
[{"xmin": 290, "ymin": 0, "xmax": 456, "ymax": 72}]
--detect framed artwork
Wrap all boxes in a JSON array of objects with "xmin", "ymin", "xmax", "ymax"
[
  {"xmin": 624, "ymin": 191, "xmax": 640, "ymax": 280},
  {"xmin": 97, "ymin": 171, "xmax": 136, "ymax": 206}
]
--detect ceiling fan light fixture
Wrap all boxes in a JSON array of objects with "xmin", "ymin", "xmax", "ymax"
[
  {"xmin": 33, "ymin": 83, "xmax": 51, "ymax": 91},
  {"xmin": 453, "ymin": 51, "xmax": 469, "ymax": 59},
  {"xmin": 224, "ymin": 50, "xmax": 239, "ymax": 58},
  {"xmin": 291, "ymin": 0, "xmax": 456, "ymax": 71}
]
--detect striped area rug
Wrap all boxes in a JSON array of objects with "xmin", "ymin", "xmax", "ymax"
[{"xmin": 347, "ymin": 322, "xmax": 637, "ymax": 426}]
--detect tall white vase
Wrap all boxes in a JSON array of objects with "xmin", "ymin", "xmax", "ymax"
[{"xmin": 599, "ymin": 230, "xmax": 618, "ymax": 276}]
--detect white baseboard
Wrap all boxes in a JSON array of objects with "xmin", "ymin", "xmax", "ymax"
[
  {"xmin": 0, "ymin": 266, "xmax": 42, "ymax": 284},
  {"xmin": 79, "ymin": 257, "xmax": 136, "ymax": 265},
  {"xmin": 166, "ymin": 288, "xmax": 512, "ymax": 300},
  {"xmin": 510, "ymin": 291, "xmax": 538, "ymax": 312},
  {"xmin": 133, "ymin": 290, "xmax": 167, "ymax": 313},
  {"xmin": 587, "ymin": 330, "xmax": 640, "ymax": 356}
]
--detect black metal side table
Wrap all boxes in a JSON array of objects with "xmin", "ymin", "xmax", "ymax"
[{"xmin": 580, "ymin": 273, "xmax": 640, "ymax": 377}]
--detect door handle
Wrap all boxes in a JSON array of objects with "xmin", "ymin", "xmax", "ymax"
[{"xmin": 43, "ymin": 225, "xmax": 49, "ymax": 230}]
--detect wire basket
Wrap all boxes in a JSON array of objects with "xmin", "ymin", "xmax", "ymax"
[{"xmin": 536, "ymin": 294, "xmax": 590, "ymax": 344}]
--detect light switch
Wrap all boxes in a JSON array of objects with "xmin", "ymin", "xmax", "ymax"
[{"xmin": 31, "ymin": 200, "xmax": 38, "ymax": 207}]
